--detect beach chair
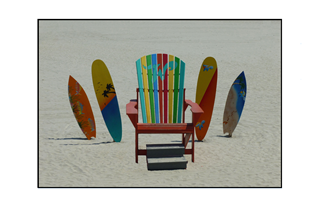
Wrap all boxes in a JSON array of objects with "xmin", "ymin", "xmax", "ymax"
[{"xmin": 126, "ymin": 53, "xmax": 203, "ymax": 163}]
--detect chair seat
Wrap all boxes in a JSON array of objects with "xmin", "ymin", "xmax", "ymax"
[{"xmin": 137, "ymin": 123, "xmax": 194, "ymax": 134}]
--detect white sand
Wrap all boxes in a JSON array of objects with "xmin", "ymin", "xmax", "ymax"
[{"xmin": 39, "ymin": 20, "xmax": 281, "ymax": 187}]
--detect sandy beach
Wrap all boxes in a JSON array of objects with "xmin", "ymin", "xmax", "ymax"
[{"xmin": 38, "ymin": 20, "xmax": 281, "ymax": 187}]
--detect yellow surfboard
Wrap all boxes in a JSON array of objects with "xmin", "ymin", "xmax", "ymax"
[{"xmin": 195, "ymin": 57, "xmax": 218, "ymax": 141}]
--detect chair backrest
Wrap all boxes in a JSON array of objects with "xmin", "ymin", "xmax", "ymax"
[{"xmin": 136, "ymin": 53, "xmax": 185, "ymax": 124}]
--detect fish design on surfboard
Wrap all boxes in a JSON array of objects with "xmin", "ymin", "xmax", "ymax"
[{"xmin": 196, "ymin": 120, "xmax": 205, "ymax": 130}]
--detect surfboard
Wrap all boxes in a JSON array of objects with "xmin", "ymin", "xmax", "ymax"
[
  {"xmin": 92, "ymin": 59, "xmax": 122, "ymax": 142},
  {"xmin": 195, "ymin": 57, "xmax": 218, "ymax": 141},
  {"xmin": 223, "ymin": 71, "xmax": 247, "ymax": 137},
  {"xmin": 68, "ymin": 75, "xmax": 96, "ymax": 140}
]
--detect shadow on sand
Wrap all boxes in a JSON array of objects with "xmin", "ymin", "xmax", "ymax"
[
  {"xmin": 46, "ymin": 138, "xmax": 114, "ymax": 145},
  {"xmin": 216, "ymin": 135, "xmax": 232, "ymax": 138},
  {"xmin": 47, "ymin": 138, "xmax": 88, "ymax": 141},
  {"xmin": 171, "ymin": 140, "xmax": 204, "ymax": 143}
]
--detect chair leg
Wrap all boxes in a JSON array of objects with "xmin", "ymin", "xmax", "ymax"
[
  {"xmin": 135, "ymin": 131, "xmax": 138, "ymax": 163},
  {"xmin": 192, "ymin": 131, "xmax": 195, "ymax": 162}
]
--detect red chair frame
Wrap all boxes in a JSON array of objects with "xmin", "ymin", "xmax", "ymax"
[{"xmin": 126, "ymin": 88, "xmax": 203, "ymax": 163}]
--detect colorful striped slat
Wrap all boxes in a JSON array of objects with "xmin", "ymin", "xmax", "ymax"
[
  {"xmin": 152, "ymin": 54, "xmax": 160, "ymax": 123},
  {"xmin": 146, "ymin": 55, "xmax": 155, "ymax": 123},
  {"xmin": 157, "ymin": 53, "xmax": 163, "ymax": 123},
  {"xmin": 136, "ymin": 59, "xmax": 147, "ymax": 123},
  {"xmin": 173, "ymin": 56, "xmax": 180, "ymax": 123},
  {"xmin": 168, "ymin": 55, "xmax": 174, "ymax": 123},
  {"xmin": 141, "ymin": 56, "xmax": 151, "ymax": 123},
  {"xmin": 136, "ymin": 54, "xmax": 185, "ymax": 125},
  {"xmin": 163, "ymin": 54, "xmax": 168, "ymax": 123},
  {"xmin": 177, "ymin": 60, "xmax": 185, "ymax": 123}
]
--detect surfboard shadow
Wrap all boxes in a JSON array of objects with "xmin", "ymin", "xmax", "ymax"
[
  {"xmin": 47, "ymin": 137, "xmax": 88, "ymax": 140},
  {"xmin": 91, "ymin": 141, "xmax": 114, "ymax": 145},
  {"xmin": 216, "ymin": 135, "xmax": 233, "ymax": 138},
  {"xmin": 60, "ymin": 141, "xmax": 114, "ymax": 146}
]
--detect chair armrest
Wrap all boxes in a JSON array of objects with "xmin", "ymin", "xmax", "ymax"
[
  {"xmin": 185, "ymin": 99, "xmax": 204, "ymax": 126},
  {"xmin": 126, "ymin": 99, "xmax": 138, "ymax": 128},
  {"xmin": 185, "ymin": 99, "xmax": 203, "ymax": 114}
]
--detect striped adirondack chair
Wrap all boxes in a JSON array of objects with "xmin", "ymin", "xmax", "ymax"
[{"xmin": 126, "ymin": 53, "xmax": 203, "ymax": 163}]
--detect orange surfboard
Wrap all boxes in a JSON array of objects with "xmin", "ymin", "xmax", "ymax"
[
  {"xmin": 68, "ymin": 75, "xmax": 96, "ymax": 140},
  {"xmin": 195, "ymin": 57, "xmax": 218, "ymax": 141}
]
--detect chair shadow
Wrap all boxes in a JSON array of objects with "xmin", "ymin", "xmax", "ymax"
[
  {"xmin": 46, "ymin": 138, "xmax": 114, "ymax": 145},
  {"xmin": 170, "ymin": 135, "xmax": 233, "ymax": 141},
  {"xmin": 171, "ymin": 140, "xmax": 203, "ymax": 143}
]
